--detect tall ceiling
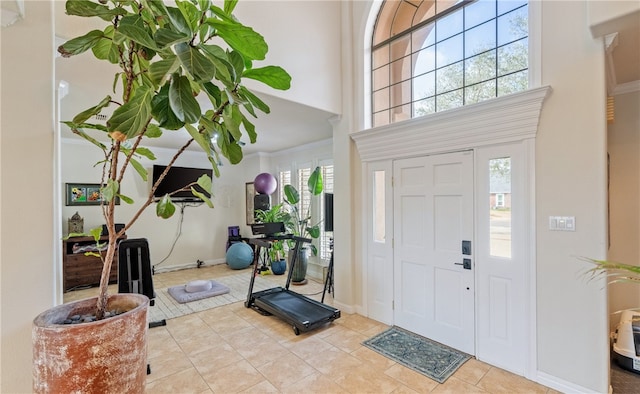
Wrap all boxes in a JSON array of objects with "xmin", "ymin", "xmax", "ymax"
[{"xmin": 53, "ymin": 2, "xmax": 337, "ymax": 155}]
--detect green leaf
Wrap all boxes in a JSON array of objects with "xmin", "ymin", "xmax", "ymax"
[
  {"xmin": 241, "ymin": 117, "xmax": 257, "ymax": 144},
  {"xmin": 107, "ymin": 86, "xmax": 153, "ymax": 138},
  {"xmin": 308, "ymin": 166, "xmax": 323, "ymax": 195},
  {"xmin": 238, "ymin": 87, "xmax": 270, "ymax": 114},
  {"xmin": 201, "ymin": 45, "xmax": 234, "ymax": 85},
  {"xmin": 156, "ymin": 195, "xmax": 176, "ymax": 219},
  {"xmin": 132, "ymin": 147, "xmax": 156, "ymax": 160},
  {"xmin": 193, "ymin": 174, "xmax": 213, "ymax": 207},
  {"xmin": 145, "ymin": 124, "xmax": 163, "ymax": 138},
  {"xmin": 184, "ymin": 123, "xmax": 211, "ymax": 154},
  {"xmin": 154, "ymin": 28, "xmax": 190, "ymax": 49},
  {"xmin": 129, "ymin": 157, "xmax": 148, "ymax": 182},
  {"xmin": 206, "ymin": 19, "xmax": 267, "ymax": 61},
  {"xmin": 175, "ymin": 1, "xmax": 200, "ymax": 32},
  {"xmin": 307, "ymin": 225, "xmax": 320, "ymax": 239},
  {"xmin": 221, "ymin": 104, "xmax": 242, "ymax": 141},
  {"xmin": 228, "ymin": 51, "xmax": 245, "ymax": 82},
  {"xmin": 118, "ymin": 194, "xmax": 134, "ymax": 204},
  {"xmin": 166, "ymin": 6, "xmax": 192, "ymax": 35},
  {"xmin": 175, "ymin": 43, "xmax": 216, "ymax": 82},
  {"xmin": 72, "ymin": 96, "xmax": 112, "ymax": 124},
  {"xmin": 308, "ymin": 244, "xmax": 318, "ymax": 256},
  {"xmin": 63, "ymin": 123, "xmax": 107, "ymax": 151},
  {"xmin": 201, "ymin": 82, "xmax": 222, "ymax": 108},
  {"xmin": 169, "ymin": 74, "xmax": 201, "ymax": 123},
  {"xmin": 284, "ymin": 184, "xmax": 300, "ymax": 205},
  {"xmin": 223, "ymin": 0, "xmax": 238, "ymax": 14},
  {"xmin": 58, "ymin": 30, "xmax": 104, "ymax": 57},
  {"xmin": 151, "ymin": 85, "xmax": 184, "ymax": 130},
  {"xmin": 92, "ymin": 26, "xmax": 120, "ymax": 63},
  {"xmin": 193, "ymin": 189, "xmax": 214, "ymax": 208},
  {"xmin": 89, "ymin": 226, "xmax": 103, "ymax": 242},
  {"xmin": 221, "ymin": 140, "xmax": 243, "ymax": 164},
  {"xmin": 207, "ymin": 4, "xmax": 237, "ymax": 24},
  {"xmin": 243, "ymin": 66, "xmax": 291, "ymax": 90},
  {"xmin": 65, "ymin": 0, "xmax": 125, "ymax": 21},
  {"xmin": 118, "ymin": 15, "xmax": 159, "ymax": 51},
  {"xmin": 197, "ymin": 174, "xmax": 212, "ymax": 194},
  {"xmin": 102, "ymin": 179, "xmax": 119, "ymax": 202},
  {"xmin": 63, "ymin": 232, "xmax": 88, "ymax": 240}
]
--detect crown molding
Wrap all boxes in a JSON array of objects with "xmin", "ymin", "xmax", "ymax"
[
  {"xmin": 613, "ymin": 80, "xmax": 640, "ymax": 96},
  {"xmin": 350, "ymin": 86, "xmax": 552, "ymax": 162}
]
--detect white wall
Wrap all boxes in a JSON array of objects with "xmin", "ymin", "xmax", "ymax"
[
  {"xmin": 234, "ymin": 1, "xmax": 342, "ymax": 114},
  {"xmin": 588, "ymin": 0, "xmax": 640, "ymax": 37},
  {"xmin": 607, "ymin": 90, "xmax": 640, "ymax": 329},
  {"xmin": 0, "ymin": 2, "xmax": 55, "ymax": 391},
  {"xmin": 535, "ymin": 2, "xmax": 608, "ymax": 391},
  {"xmin": 61, "ymin": 139, "xmax": 257, "ymax": 271}
]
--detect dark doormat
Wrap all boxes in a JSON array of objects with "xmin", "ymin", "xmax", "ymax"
[{"xmin": 362, "ymin": 326, "xmax": 471, "ymax": 383}]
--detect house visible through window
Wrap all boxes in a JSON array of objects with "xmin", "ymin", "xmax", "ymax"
[{"xmin": 372, "ymin": 0, "xmax": 529, "ymax": 127}]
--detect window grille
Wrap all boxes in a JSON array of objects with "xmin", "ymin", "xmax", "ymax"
[{"xmin": 372, "ymin": 0, "xmax": 529, "ymax": 127}]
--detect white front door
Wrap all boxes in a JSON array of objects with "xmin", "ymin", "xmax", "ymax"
[{"xmin": 393, "ymin": 151, "xmax": 475, "ymax": 354}]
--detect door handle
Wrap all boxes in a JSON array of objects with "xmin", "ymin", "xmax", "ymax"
[{"xmin": 454, "ymin": 259, "xmax": 472, "ymax": 270}]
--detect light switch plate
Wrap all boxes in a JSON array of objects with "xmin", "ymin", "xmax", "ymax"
[{"xmin": 549, "ymin": 216, "xmax": 576, "ymax": 231}]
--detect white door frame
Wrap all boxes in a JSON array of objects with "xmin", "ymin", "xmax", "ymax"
[
  {"xmin": 362, "ymin": 142, "xmax": 535, "ymax": 377},
  {"xmin": 354, "ymin": 87, "xmax": 549, "ymax": 380}
]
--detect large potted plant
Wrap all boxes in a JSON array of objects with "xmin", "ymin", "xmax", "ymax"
[
  {"xmin": 33, "ymin": 1, "xmax": 290, "ymax": 392},
  {"xmin": 283, "ymin": 166, "xmax": 324, "ymax": 284}
]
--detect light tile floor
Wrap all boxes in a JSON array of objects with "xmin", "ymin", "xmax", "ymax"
[{"xmin": 64, "ymin": 264, "xmax": 558, "ymax": 394}]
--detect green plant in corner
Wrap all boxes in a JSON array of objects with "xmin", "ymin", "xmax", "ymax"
[
  {"xmin": 283, "ymin": 166, "xmax": 323, "ymax": 255},
  {"xmin": 58, "ymin": 0, "xmax": 291, "ymax": 319},
  {"xmin": 582, "ymin": 258, "xmax": 640, "ymax": 286}
]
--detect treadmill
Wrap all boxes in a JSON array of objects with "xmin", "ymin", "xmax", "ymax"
[{"xmin": 244, "ymin": 230, "xmax": 340, "ymax": 335}]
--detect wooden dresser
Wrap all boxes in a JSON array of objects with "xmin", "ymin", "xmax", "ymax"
[{"xmin": 62, "ymin": 235, "xmax": 126, "ymax": 292}]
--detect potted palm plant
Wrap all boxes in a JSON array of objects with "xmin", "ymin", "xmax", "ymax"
[
  {"xmin": 33, "ymin": 1, "xmax": 290, "ymax": 392},
  {"xmin": 583, "ymin": 258, "xmax": 640, "ymax": 374},
  {"xmin": 283, "ymin": 166, "xmax": 324, "ymax": 284}
]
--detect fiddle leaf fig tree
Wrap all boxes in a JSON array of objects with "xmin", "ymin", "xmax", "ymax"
[{"xmin": 58, "ymin": 0, "xmax": 291, "ymax": 319}]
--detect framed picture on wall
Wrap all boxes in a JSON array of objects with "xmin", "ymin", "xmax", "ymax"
[
  {"xmin": 65, "ymin": 183, "xmax": 120, "ymax": 206},
  {"xmin": 245, "ymin": 182, "xmax": 256, "ymax": 225}
]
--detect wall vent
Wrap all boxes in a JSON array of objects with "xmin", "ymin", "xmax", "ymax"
[{"xmin": 94, "ymin": 114, "xmax": 107, "ymax": 121}]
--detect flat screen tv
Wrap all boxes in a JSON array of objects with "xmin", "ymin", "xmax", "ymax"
[{"xmin": 152, "ymin": 165, "xmax": 213, "ymax": 202}]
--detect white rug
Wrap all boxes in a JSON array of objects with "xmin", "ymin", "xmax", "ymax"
[{"xmin": 148, "ymin": 271, "xmax": 273, "ymax": 322}]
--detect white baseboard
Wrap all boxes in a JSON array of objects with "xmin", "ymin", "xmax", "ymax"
[
  {"xmin": 153, "ymin": 258, "xmax": 225, "ymax": 274},
  {"xmin": 536, "ymin": 371, "xmax": 605, "ymax": 394}
]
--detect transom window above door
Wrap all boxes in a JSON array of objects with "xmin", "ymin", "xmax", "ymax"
[{"xmin": 372, "ymin": 0, "xmax": 529, "ymax": 127}]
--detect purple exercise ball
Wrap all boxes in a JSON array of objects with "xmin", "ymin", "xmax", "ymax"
[{"xmin": 254, "ymin": 173, "xmax": 277, "ymax": 195}]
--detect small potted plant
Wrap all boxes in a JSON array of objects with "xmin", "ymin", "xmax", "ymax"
[
  {"xmin": 269, "ymin": 240, "xmax": 287, "ymax": 275},
  {"xmin": 283, "ymin": 166, "xmax": 324, "ymax": 284},
  {"xmin": 33, "ymin": 1, "xmax": 290, "ymax": 392},
  {"xmin": 254, "ymin": 204, "xmax": 289, "ymax": 275}
]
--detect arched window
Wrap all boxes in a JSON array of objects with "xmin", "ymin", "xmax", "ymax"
[{"xmin": 372, "ymin": 0, "xmax": 529, "ymax": 127}]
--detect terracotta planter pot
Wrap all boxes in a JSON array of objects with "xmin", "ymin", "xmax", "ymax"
[{"xmin": 32, "ymin": 293, "xmax": 149, "ymax": 393}]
